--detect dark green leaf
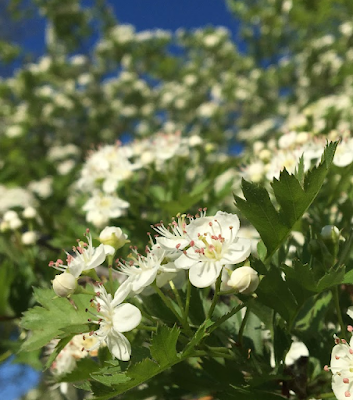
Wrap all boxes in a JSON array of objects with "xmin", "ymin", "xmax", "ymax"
[
  {"xmin": 150, "ymin": 325, "xmax": 180, "ymax": 366},
  {"xmin": 20, "ymin": 288, "xmax": 92, "ymax": 352},
  {"xmin": 235, "ymin": 142, "xmax": 338, "ymax": 261},
  {"xmin": 256, "ymin": 266, "xmax": 297, "ymax": 323}
]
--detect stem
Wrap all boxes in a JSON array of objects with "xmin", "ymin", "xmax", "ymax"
[
  {"xmin": 332, "ymin": 286, "xmax": 347, "ymax": 340},
  {"xmin": 0, "ymin": 350, "xmax": 11, "ymax": 363},
  {"xmin": 108, "ymin": 265, "xmax": 113, "ymax": 295},
  {"xmin": 219, "ymin": 288, "xmax": 237, "ymax": 296},
  {"xmin": 139, "ymin": 324, "xmax": 157, "ymax": 332},
  {"xmin": 207, "ymin": 273, "xmax": 222, "ymax": 319},
  {"xmin": 140, "ymin": 309, "xmax": 155, "ymax": 323},
  {"xmin": 169, "ymin": 280, "xmax": 185, "ymax": 317},
  {"xmin": 317, "ymin": 393, "xmax": 335, "ymax": 399},
  {"xmin": 208, "ymin": 302, "xmax": 246, "ymax": 334},
  {"xmin": 184, "ymin": 279, "xmax": 192, "ymax": 322},
  {"xmin": 153, "ymin": 283, "xmax": 189, "ymax": 332},
  {"xmin": 238, "ymin": 306, "xmax": 250, "ymax": 347}
]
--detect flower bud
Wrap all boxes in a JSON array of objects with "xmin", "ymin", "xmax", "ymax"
[
  {"xmin": 22, "ymin": 207, "xmax": 37, "ymax": 219},
  {"xmin": 320, "ymin": 225, "xmax": 342, "ymax": 242},
  {"xmin": 53, "ymin": 272, "xmax": 77, "ymax": 297},
  {"xmin": 227, "ymin": 266, "xmax": 259, "ymax": 295},
  {"xmin": 99, "ymin": 226, "xmax": 128, "ymax": 251},
  {"xmin": 21, "ymin": 231, "xmax": 37, "ymax": 245}
]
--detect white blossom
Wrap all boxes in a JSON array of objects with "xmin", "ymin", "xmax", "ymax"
[
  {"xmin": 87, "ymin": 284, "xmax": 141, "ymax": 361},
  {"xmin": 50, "ymin": 230, "xmax": 106, "ymax": 278},
  {"xmin": 175, "ymin": 211, "xmax": 251, "ymax": 288}
]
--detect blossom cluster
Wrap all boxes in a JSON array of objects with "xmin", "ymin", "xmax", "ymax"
[
  {"xmin": 49, "ymin": 210, "xmax": 257, "ymax": 364},
  {"xmin": 241, "ymin": 130, "xmax": 353, "ymax": 184},
  {"xmin": 73, "ymin": 132, "xmax": 205, "ymax": 227}
]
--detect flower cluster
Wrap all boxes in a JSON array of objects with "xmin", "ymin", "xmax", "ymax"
[
  {"xmin": 242, "ymin": 130, "xmax": 353, "ymax": 185},
  {"xmin": 49, "ymin": 210, "xmax": 257, "ymax": 363},
  {"xmin": 73, "ymin": 132, "xmax": 206, "ymax": 227},
  {"xmin": 116, "ymin": 209, "xmax": 253, "ymax": 292}
]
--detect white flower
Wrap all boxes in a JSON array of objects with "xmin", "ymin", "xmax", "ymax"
[
  {"xmin": 115, "ymin": 244, "xmax": 168, "ymax": 299},
  {"xmin": 83, "ymin": 193, "xmax": 129, "ymax": 227},
  {"xmin": 87, "ymin": 284, "xmax": 141, "ymax": 361},
  {"xmin": 175, "ymin": 211, "xmax": 251, "ymax": 288},
  {"xmin": 50, "ymin": 230, "xmax": 106, "ymax": 278},
  {"xmin": 28, "ymin": 176, "xmax": 53, "ymax": 198},
  {"xmin": 152, "ymin": 214, "xmax": 190, "ymax": 251},
  {"xmin": 227, "ymin": 266, "xmax": 259, "ymax": 295},
  {"xmin": 334, "ymin": 138, "xmax": 353, "ymax": 167},
  {"xmin": 328, "ymin": 334, "xmax": 353, "ymax": 400}
]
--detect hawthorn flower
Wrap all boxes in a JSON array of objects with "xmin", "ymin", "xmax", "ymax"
[
  {"xmin": 115, "ymin": 243, "xmax": 173, "ymax": 299},
  {"xmin": 83, "ymin": 192, "xmax": 129, "ymax": 227},
  {"xmin": 87, "ymin": 284, "xmax": 141, "ymax": 361},
  {"xmin": 152, "ymin": 213, "xmax": 191, "ymax": 251},
  {"xmin": 49, "ymin": 230, "xmax": 106, "ymax": 278},
  {"xmin": 327, "ymin": 332, "xmax": 353, "ymax": 400},
  {"xmin": 175, "ymin": 211, "xmax": 251, "ymax": 288}
]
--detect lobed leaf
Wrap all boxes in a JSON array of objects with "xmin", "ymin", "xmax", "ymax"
[{"xmin": 234, "ymin": 141, "xmax": 338, "ymax": 261}]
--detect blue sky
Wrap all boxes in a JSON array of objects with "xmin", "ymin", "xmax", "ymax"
[{"xmin": 15, "ymin": 0, "xmax": 242, "ymax": 60}]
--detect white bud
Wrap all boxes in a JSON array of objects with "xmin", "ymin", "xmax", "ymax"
[
  {"xmin": 23, "ymin": 207, "xmax": 37, "ymax": 219},
  {"xmin": 3, "ymin": 210, "xmax": 18, "ymax": 222},
  {"xmin": 99, "ymin": 226, "xmax": 128, "ymax": 251},
  {"xmin": 320, "ymin": 225, "xmax": 341, "ymax": 241},
  {"xmin": 21, "ymin": 231, "xmax": 37, "ymax": 245},
  {"xmin": 53, "ymin": 273, "xmax": 77, "ymax": 297},
  {"xmin": 9, "ymin": 218, "xmax": 22, "ymax": 230},
  {"xmin": 227, "ymin": 266, "xmax": 259, "ymax": 295}
]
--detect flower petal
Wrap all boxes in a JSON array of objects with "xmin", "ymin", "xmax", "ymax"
[
  {"xmin": 106, "ymin": 331, "xmax": 131, "ymax": 361},
  {"xmin": 86, "ymin": 244, "xmax": 106, "ymax": 270},
  {"xmin": 332, "ymin": 372, "xmax": 352, "ymax": 400},
  {"xmin": 113, "ymin": 280, "xmax": 132, "ymax": 306},
  {"xmin": 189, "ymin": 261, "xmax": 222, "ymax": 288},
  {"xmin": 113, "ymin": 303, "xmax": 142, "ymax": 332},
  {"xmin": 131, "ymin": 268, "xmax": 158, "ymax": 292},
  {"xmin": 222, "ymin": 238, "xmax": 251, "ymax": 264},
  {"xmin": 174, "ymin": 252, "xmax": 199, "ymax": 270}
]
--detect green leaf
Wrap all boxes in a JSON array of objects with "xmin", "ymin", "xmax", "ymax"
[
  {"xmin": 281, "ymin": 260, "xmax": 317, "ymax": 304},
  {"xmin": 90, "ymin": 359, "xmax": 161, "ymax": 400},
  {"xmin": 316, "ymin": 265, "xmax": 346, "ymax": 292},
  {"xmin": 20, "ymin": 288, "xmax": 92, "ymax": 352},
  {"xmin": 90, "ymin": 325, "xmax": 186, "ymax": 400},
  {"xmin": 91, "ymin": 371, "xmax": 131, "ymax": 387},
  {"xmin": 44, "ymin": 336, "xmax": 72, "ymax": 369},
  {"xmin": 256, "ymin": 266, "xmax": 298, "ymax": 323},
  {"xmin": 234, "ymin": 142, "xmax": 338, "ymax": 261},
  {"xmin": 58, "ymin": 358, "xmax": 101, "ymax": 383},
  {"xmin": 182, "ymin": 319, "xmax": 214, "ymax": 356},
  {"xmin": 234, "ymin": 181, "xmax": 287, "ymax": 258},
  {"xmin": 294, "ymin": 154, "xmax": 305, "ymax": 189},
  {"xmin": 295, "ymin": 291, "xmax": 333, "ymax": 333},
  {"xmin": 150, "ymin": 325, "xmax": 180, "ymax": 366}
]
